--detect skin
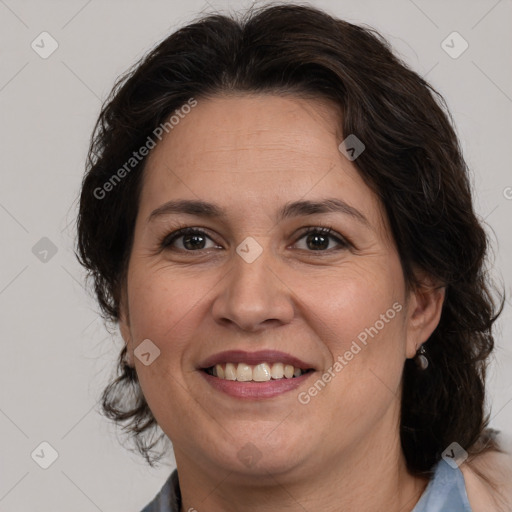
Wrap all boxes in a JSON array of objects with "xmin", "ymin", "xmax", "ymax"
[{"xmin": 119, "ymin": 93, "xmax": 447, "ymax": 512}]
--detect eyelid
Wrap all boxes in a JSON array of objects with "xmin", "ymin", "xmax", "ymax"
[
  {"xmin": 159, "ymin": 224, "xmax": 352, "ymax": 252},
  {"xmin": 291, "ymin": 225, "xmax": 352, "ymax": 250},
  {"xmin": 160, "ymin": 226, "xmax": 220, "ymax": 250}
]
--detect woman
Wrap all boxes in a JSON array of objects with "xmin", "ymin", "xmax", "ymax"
[{"xmin": 76, "ymin": 3, "xmax": 512, "ymax": 511}]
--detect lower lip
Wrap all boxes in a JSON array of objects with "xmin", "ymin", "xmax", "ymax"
[{"xmin": 199, "ymin": 370, "xmax": 314, "ymax": 399}]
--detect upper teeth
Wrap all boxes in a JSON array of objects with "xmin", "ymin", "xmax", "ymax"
[{"xmin": 211, "ymin": 362, "xmax": 304, "ymax": 381}]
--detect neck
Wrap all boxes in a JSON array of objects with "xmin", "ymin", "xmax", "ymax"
[{"xmin": 175, "ymin": 416, "xmax": 429, "ymax": 512}]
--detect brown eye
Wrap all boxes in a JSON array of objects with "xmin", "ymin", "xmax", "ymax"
[
  {"xmin": 294, "ymin": 227, "xmax": 350, "ymax": 251},
  {"xmin": 161, "ymin": 228, "xmax": 218, "ymax": 251}
]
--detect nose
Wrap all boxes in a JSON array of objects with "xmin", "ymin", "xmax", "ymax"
[{"xmin": 211, "ymin": 245, "xmax": 295, "ymax": 332}]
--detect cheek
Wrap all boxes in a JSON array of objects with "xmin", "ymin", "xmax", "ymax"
[
  {"xmin": 126, "ymin": 264, "xmax": 214, "ymax": 368},
  {"xmin": 298, "ymin": 268, "xmax": 407, "ymax": 437},
  {"xmin": 302, "ymin": 260, "xmax": 407, "ymax": 391},
  {"xmin": 125, "ymin": 266, "xmax": 212, "ymax": 425},
  {"xmin": 310, "ymin": 262, "xmax": 404, "ymax": 339}
]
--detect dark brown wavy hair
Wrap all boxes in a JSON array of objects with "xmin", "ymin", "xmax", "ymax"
[{"xmin": 76, "ymin": 2, "xmax": 504, "ymax": 475}]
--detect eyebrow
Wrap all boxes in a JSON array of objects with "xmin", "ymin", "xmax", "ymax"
[{"xmin": 147, "ymin": 198, "xmax": 369, "ymax": 226}]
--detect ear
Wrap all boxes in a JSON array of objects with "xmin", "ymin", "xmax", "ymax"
[
  {"xmin": 404, "ymin": 274, "xmax": 446, "ymax": 359},
  {"xmin": 118, "ymin": 288, "xmax": 134, "ymax": 367}
]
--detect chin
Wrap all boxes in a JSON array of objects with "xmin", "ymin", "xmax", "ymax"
[{"xmin": 206, "ymin": 428, "xmax": 309, "ymax": 478}]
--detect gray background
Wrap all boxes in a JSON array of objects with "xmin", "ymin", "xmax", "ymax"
[{"xmin": 1, "ymin": 0, "xmax": 511, "ymax": 510}]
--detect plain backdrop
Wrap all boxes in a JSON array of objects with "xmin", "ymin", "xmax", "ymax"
[{"xmin": 1, "ymin": 0, "xmax": 511, "ymax": 510}]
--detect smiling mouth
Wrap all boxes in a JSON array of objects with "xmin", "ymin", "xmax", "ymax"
[{"xmin": 203, "ymin": 362, "xmax": 314, "ymax": 382}]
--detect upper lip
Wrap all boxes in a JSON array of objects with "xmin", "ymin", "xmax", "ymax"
[{"xmin": 198, "ymin": 350, "xmax": 316, "ymax": 370}]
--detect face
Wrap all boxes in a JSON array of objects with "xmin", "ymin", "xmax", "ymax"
[{"xmin": 119, "ymin": 93, "xmax": 443, "ymax": 481}]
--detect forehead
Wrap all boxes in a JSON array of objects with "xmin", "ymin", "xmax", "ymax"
[
  {"xmin": 139, "ymin": 93, "xmax": 386, "ymax": 232},
  {"xmin": 147, "ymin": 93, "xmax": 342, "ymax": 168}
]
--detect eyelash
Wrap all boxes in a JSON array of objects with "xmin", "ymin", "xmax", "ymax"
[{"xmin": 159, "ymin": 225, "xmax": 351, "ymax": 253}]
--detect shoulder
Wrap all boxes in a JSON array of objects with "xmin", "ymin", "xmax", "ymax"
[{"xmin": 460, "ymin": 431, "xmax": 512, "ymax": 512}]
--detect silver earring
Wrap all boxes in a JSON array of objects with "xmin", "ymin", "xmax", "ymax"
[{"xmin": 415, "ymin": 344, "xmax": 429, "ymax": 370}]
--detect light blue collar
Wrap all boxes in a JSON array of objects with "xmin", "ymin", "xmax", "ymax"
[{"xmin": 411, "ymin": 459, "xmax": 472, "ymax": 512}]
